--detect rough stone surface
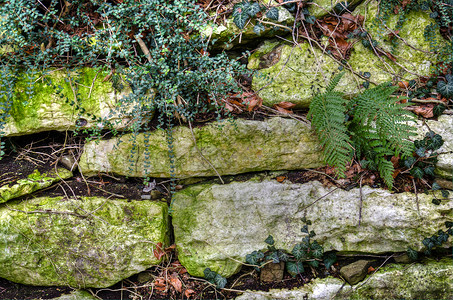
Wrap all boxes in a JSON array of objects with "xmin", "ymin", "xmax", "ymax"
[
  {"xmin": 235, "ymin": 258, "xmax": 453, "ymax": 299},
  {"xmin": 78, "ymin": 117, "xmax": 322, "ymax": 178},
  {"xmin": 309, "ymin": 0, "xmax": 363, "ymax": 18},
  {"xmin": 202, "ymin": 1, "xmax": 293, "ymax": 50},
  {"xmin": 0, "ymin": 168, "xmax": 72, "ymax": 204},
  {"xmin": 249, "ymin": 0, "xmax": 444, "ymax": 107},
  {"xmin": 260, "ymin": 262, "xmax": 285, "ymax": 282},
  {"xmin": 51, "ymin": 290, "xmax": 98, "ymax": 300},
  {"xmin": 0, "ymin": 197, "xmax": 169, "ymax": 288},
  {"xmin": 2, "ymin": 68, "xmax": 148, "ymax": 137},
  {"xmin": 417, "ymin": 115, "xmax": 453, "ymax": 179},
  {"xmin": 172, "ymin": 180, "xmax": 452, "ymax": 278},
  {"xmin": 340, "ymin": 260, "xmax": 371, "ymax": 285},
  {"xmin": 248, "ymin": 41, "xmax": 360, "ymax": 108}
]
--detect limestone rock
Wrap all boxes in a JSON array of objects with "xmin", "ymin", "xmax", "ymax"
[
  {"xmin": 309, "ymin": 0, "xmax": 364, "ymax": 18},
  {"xmin": 249, "ymin": 0, "xmax": 444, "ymax": 107},
  {"xmin": 340, "ymin": 260, "xmax": 371, "ymax": 285},
  {"xmin": 78, "ymin": 117, "xmax": 322, "ymax": 178},
  {"xmin": 51, "ymin": 290, "xmax": 98, "ymax": 300},
  {"xmin": 235, "ymin": 258, "xmax": 453, "ymax": 300},
  {"xmin": 0, "ymin": 168, "xmax": 72, "ymax": 204},
  {"xmin": 248, "ymin": 41, "xmax": 360, "ymax": 108},
  {"xmin": 171, "ymin": 180, "xmax": 452, "ymax": 278},
  {"xmin": 0, "ymin": 197, "xmax": 169, "ymax": 288},
  {"xmin": 2, "ymin": 68, "xmax": 150, "ymax": 137},
  {"xmin": 201, "ymin": 1, "xmax": 294, "ymax": 50}
]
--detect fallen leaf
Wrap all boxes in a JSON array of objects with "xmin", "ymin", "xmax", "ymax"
[
  {"xmin": 154, "ymin": 278, "xmax": 167, "ymax": 292},
  {"xmin": 398, "ymin": 81, "xmax": 409, "ymax": 89},
  {"xmin": 413, "ymin": 104, "xmax": 435, "ymax": 118},
  {"xmin": 276, "ymin": 101, "xmax": 296, "ymax": 109},
  {"xmin": 276, "ymin": 176, "xmax": 286, "ymax": 182},
  {"xmin": 169, "ymin": 273, "xmax": 182, "ymax": 293},
  {"xmin": 185, "ymin": 289, "xmax": 196, "ymax": 298},
  {"xmin": 153, "ymin": 243, "xmax": 166, "ymax": 260},
  {"xmin": 368, "ymin": 266, "xmax": 376, "ymax": 273},
  {"xmin": 274, "ymin": 105, "xmax": 293, "ymax": 114}
]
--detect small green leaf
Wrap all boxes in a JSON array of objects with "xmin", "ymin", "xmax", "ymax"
[
  {"xmin": 427, "ymin": 134, "xmax": 444, "ymax": 150},
  {"xmin": 265, "ymin": 7, "xmax": 279, "ymax": 20},
  {"xmin": 286, "ymin": 261, "xmax": 304, "ymax": 276},
  {"xmin": 403, "ymin": 156, "xmax": 417, "ymax": 168},
  {"xmin": 309, "ymin": 230, "xmax": 316, "ymax": 238},
  {"xmin": 415, "ymin": 147, "xmax": 426, "ymax": 157},
  {"xmin": 292, "ymin": 243, "xmax": 308, "ymax": 260},
  {"xmin": 433, "ymin": 104, "xmax": 446, "ymax": 116},
  {"xmin": 253, "ymin": 23, "xmax": 265, "ymax": 35},
  {"xmin": 265, "ymin": 235, "xmax": 275, "ymax": 245},
  {"xmin": 214, "ymin": 274, "xmax": 227, "ymax": 289},
  {"xmin": 432, "ymin": 198, "xmax": 441, "ymax": 205},
  {"xmin": 446, "ymin": 221, "xmax": 453, "ymax": 228},
  {"xmin": 233, "ymin": 13, "xmax": 249, "ymax": 29},
  {"xmin": 306, "ymin": 15, "xmax": 316, "ymax": 24},
  {"xmin": 441, "ymin": 190, "xmax": 450, "ymax": 198},
  {"xmin": 307, "ymin": 260, "xmax": 320, "ymax": 268},
  {"xmin": 301, "ymin": 225, "xmax": 309, "ymax": 233},
  {"xmin": 363, "ymin": 81, "xmax": 370, "ymax": 89},
  {"xmin": 432, "ymin": 182, "xmax": 441, "ymax": 191},
  {"xmin": 437, "ymin": 80, "xmax": 453, "ymax": 98},
  {"xmin": 323, "ymin": 252, "xmax": 337, "ymax": 269},
  {"xmin": 406, "ymin": 247, "xmax": 418, "ymax": 261},
  {"xmin": 410, "ymin": 167, "xmax": 424, "ymax": 179},
  {"xmin": 424, "ymin": 165, "xmax": 435, "ymax": 176},
  {"xmin": 245, "ymin": 2, "xmax": 261, "ymax": 17}
]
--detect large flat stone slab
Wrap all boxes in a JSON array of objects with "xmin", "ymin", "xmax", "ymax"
[
  {"xmin": 2, "ymin": 68, "xmax": 145, "ymax": 137},
  {"xmin": 172, "ymin": 180, "xmax": 452, "ymax": 278},
  {"xmin": 78, "ymin": 117, "xmax": 322, "ymax": 178},
  {"xmin": 236, "ymin": 258, "xmax": 453, "ymax": 299},
  {"xmin": 0, "ymin": 197, "xmax": 169, "ymax": 288}
]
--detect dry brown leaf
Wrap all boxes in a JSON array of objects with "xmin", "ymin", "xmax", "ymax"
[
  {"xmin": 154, "ymin": 278, "xmax": 167, "ymax": 292},
  {"xmin": 413, "ymin": 104, "xmax": 435, "ymax": 118},
  {"xmin": 276, "ymin": 176, "xmax": 286, "ymax": 183},
  {"xmin": 398, "ymin": 81, "xmax": 409, "ymax": 89},
  {"xmin": 169, "ymin": 273, "xmax": 182, "ymax": 293},
  {"xmin": 276, "ymin": 101, "xmax": 296, "ymax": 109},
  {"xmin": 274, "ymin": 105, "xmax": 293, "ymax": 114},
  {"xmin": 368, "ymin": 266, "xmax": 376, "ymax": 273},
  {"xmin": 153, "ymin": 242, "xmax": 165, "ymax": 260},
  {"xmin": 185, "ymin": 289, "xmax": 196, "ymax": 298}
]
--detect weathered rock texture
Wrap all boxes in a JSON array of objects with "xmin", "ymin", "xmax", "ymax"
[
  {"xmin": 201, "ymin": 0, "xmax": 293, "ymax": 50},
  {"xmin": 2, "ymin": 68, "xmax": 144, "ymax": 137},
  {"xmin": 235, "ymin": 258, "xmax": 453, "ymax": 300},
  {"xmin": 172, "ymin": 180, "xmax": 452, "ymax": 278},
  {"xmin": 249, "ymin": 0, "xmax": 445, "ymax": 107},
  {"xmin": 78, "ymin": 118, "xmax": 322, "ymax": 178},
  {"xmin": 0, "ymin": 168, "xmax": 72, "ymax": 204},
  {"xmin": 0, "ymin": 197, "xmax": 168, "ymax": 288}
]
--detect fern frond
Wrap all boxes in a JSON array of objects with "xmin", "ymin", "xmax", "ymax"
[
  {"xmin": 308, "ymin": 75, "xmax": 352, "ymax": 177},
  {"xmin": 376, "ymin": 157, "xmax": 394, "ymax": 189},
  {"xmin": 352, "ymin": 84, "xmax": 416, "ymax": 157},
  {"xmin": 326, "ymin": 72, "xmax": 345, "ymax": 92}
]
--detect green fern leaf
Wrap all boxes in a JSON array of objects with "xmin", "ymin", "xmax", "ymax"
[{"xmin": 308, "ymin": 73, "xmax": 352, "ymax": 177}]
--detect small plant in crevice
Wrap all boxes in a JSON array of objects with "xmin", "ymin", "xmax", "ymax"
[
  {"xmin": 308, "ymin": 72, "xmax": 416, "ymax": 189},
  {"xmin": 407, "ymin": 221, "xmax": 453, "ymax": 260},
  {"xmin": 400, "ymin": 130, "xmax": 450, "ymax": 203},
  {"xmin": 245, "ymin": 218, "xmax": 337, "ymax": 277},
  {"xmin": 232, "ymin": 0, "xmax": 281, "ymax": 33},
  {"xmin": 203, "ymin": 268, "xmax": 227, "ymax": 289}
]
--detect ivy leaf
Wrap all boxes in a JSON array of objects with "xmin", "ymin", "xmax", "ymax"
[
  {"xmin": 403, "ymin": 156, "xmax": 417, "ymax": 168},
  {"xmin": 432, "ymin": 182, "xmax": 441, "ymax": 191},
  {"xmin": 278, "ymin": 251, "xmax": 289, "ymax": 262},
  {"xmin": 264, "ymin": 235, "xmax": 275, "ymax": 245},
  {"xmin": 265, "ymin": 7, "xmax": 279, "ymax": 21},
  {"xmin": 441, "ymin": 190, "xmax": 450, "ymax": 198},
  {"xmin": 433, "ymin": 104, "xmax": 446, "ymax": 116},
  {"xmin": 432, "ymin": 198, "xmax": 441, "ymax": 205},
  {"xmin": 424, "ymin": 165, "xmax": 435, "ymax": 176},
  {"xmin": 286, "ymin": 261, "xmax": 304, "ymax": 276},
  {"xmin": 415, "ymin": 147, "xmax": 426, "ymax": 157},
  {"xmin": 214, "ymin": 274, "xmax": 227, "ymax": 289},
  {"xmin": 323, "ymin": 252, "xmax": 337, "ymax": 269},
  {"xmin": 232, "ymin": 2, "xmax": 246, "ymax": 17},
  {"xmin": 234, "ymin": 13, "xmax": 249, "ymax": 29},
  {"xmin": 306, "ymin": 15, "xmax": 316, "ymax": 24},
  {"xmin": 246, "ymin": 250, "xmax": 264, "ymax": 265},
  {"xmin": 292, "ymin": 243, "xmax": 307, "ymax": 260},
  {"xmin": 253, "ymin": 23, "xmax": 265, "ymax": 35},
  {"xmin": 245, "ymin": 2, "xmax": 261, "ymax": 17},
  {"xmin": 410, "ymin": 167, "xmax": 424, "ymax": 179},
  {"xmin": 437, "ymin": 80, "xmax": 453, "ymax": 98},
  {"xmin": 406, "ymin": 247, "xmax": 418, "ymax": 261},
  {"xmin": 309, "ymin": 230, "xmax": 316, "ymax": 238},
  {"xmin": 307, "ymin": 260, "xmax": 320, "ymax": 268},
  {"xmin": 301, "ymin": 225, "xmax": 309, "ymax": 233},
  {"xmin": 203, "ymin": 268, "xmax": 216, "ymax": 281},
  {"xmin": 312, "ymin": 248, "xmax": 324, "ymax": 259},
  {"xmin": 446, "ymin": 221, "xmax": 453, "ymax": 228},
  {"xmin": 427, "ymin": 134, "xmax": 444, "ymax": 150}
]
